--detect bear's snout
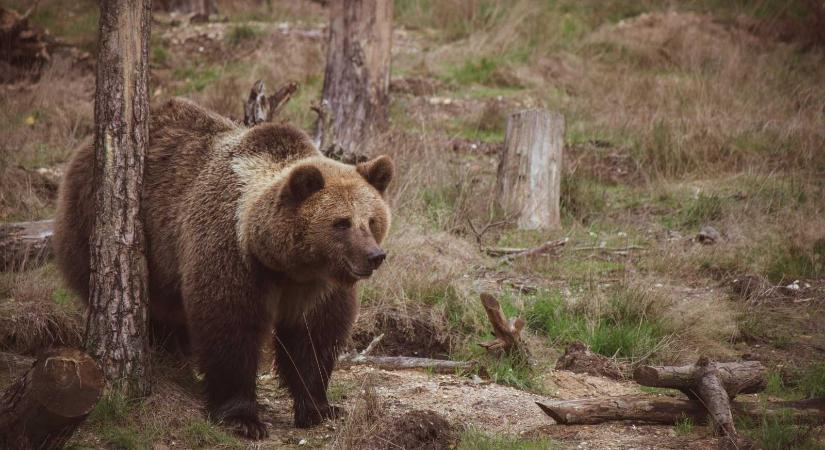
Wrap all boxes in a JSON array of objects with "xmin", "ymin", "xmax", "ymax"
[{"xmin": 367, "ymin": 249, "xmax": 387, "ymax": 270}]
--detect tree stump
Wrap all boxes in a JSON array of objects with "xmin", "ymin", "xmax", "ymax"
[
  {"xmin": 319, "ymin": 0, "xmax": 393, "ymax": 162},
  {"xmin": 496, "ymin": 109, "xmax": 564, "ymax": 230},
  {"xmin": 0, "ymin": 220, "xmax": 53, "ymax": 272},
  {"xmin": 0, "ymin": 348, "xmax": 104, "ymax": 450},
  {"xmin": 478, "ymin": 293, "xmax": 527, "ymax": 358}
]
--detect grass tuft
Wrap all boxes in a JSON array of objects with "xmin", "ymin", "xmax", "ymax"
[{"xmin": 458, "ymin": 426, "xmax": 560, "ymax": 450}]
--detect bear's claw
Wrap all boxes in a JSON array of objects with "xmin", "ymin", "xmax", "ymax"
[{"xmin": 224, "ymin": 414, "xmax": 269, "ymax": 440}]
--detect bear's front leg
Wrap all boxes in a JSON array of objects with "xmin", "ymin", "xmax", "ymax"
[
  {"xmin": 185, "ymin": 274, "xmax": 270, "ymax": 439},
  {"xmin": 274, "ymin": 287, "xmax": 357, "ymax": 428}
]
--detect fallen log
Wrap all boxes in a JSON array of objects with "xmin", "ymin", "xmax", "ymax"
[
  {"xmin": 634, "ymin": 359, "xmax": 766, "ymax": 396},
  {"xmin": 536, "ymin": 394, "xmax": 825, "ymax": 426},
  {"xmin": 0, "ymin": 348, "xmax": 104, "ymax": 449},
  {"xmin": 338, "ymin": 333, "xmax": 475, "ymax": 374},
  {"xmin": 0, "ymin": 220, "xmax": 54, "ymax": 272}
]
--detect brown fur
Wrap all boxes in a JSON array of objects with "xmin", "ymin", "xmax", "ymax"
[{"xmin": 52, "ymin": 98, "xmax": 394, "ymax": 439}]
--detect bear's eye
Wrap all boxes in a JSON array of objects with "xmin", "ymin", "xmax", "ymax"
[{"xmin": 333, "ymin": 218, "xmax": 352, "ymax": 230}]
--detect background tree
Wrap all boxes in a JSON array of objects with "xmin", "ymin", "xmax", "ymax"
[
  {"xmin": 318, "ymin": 0, "xmax": 392, "ymax": 161},
  {"xmin": 86, "ymin": 0, "xmax": 152, "ymax": 397}
]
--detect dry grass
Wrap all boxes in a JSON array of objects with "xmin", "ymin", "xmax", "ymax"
[{"xmin": 0, "ymin": 265, "xmax": 82, "ymax": 354}]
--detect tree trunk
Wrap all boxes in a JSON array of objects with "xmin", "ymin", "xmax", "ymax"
[
  {"xmin": 496, "ymin": 109, "xmax": 564, "ymax": 230},
  {"xmin": 536, "ymin": 395, "xmax": 825, "ymax": 426},
  {"xmin": 634, "ymin": 360, "xmax": 767, "ymax": 396},
  {"xmin": 0, "ymin": 349, "xmax": 104, "ymax": 450},
  {"xmin": 0, "ymin": 220, "xmax": 53, "ymax": 272},
  {"xmin": 87, "ymin": 0, "xmax": 152, "ymax": 398},
  {"xmin": 319, "ymin": 0, "xmax": 392, "ymax": 162}
]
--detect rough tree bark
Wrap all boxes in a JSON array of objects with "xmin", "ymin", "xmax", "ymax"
[
  {"xmin": 87, "ymin": 0, "xmax": 152, "ymax": 397},
  {"xmin": 496, "ymin": 109, "xmax": 564, "ymax": 230},
  {"xmin": 634, "ymin": 360, "xmax": 767, "ymax": 396},
  {"xmin": 319, "ymin": 0, "xmax": 392, "ymax": 162},
  {"xmin": 0, "ymin": 349, "xmax": 104, "ymax": 449}
]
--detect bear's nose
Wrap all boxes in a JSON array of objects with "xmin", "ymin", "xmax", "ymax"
[{"xmin": 367, "ymin": 249, "xmax": 386, "ymax": 270}]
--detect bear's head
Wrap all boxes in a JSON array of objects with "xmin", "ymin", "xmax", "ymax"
[{"xmin": 245, "ymin": 155, "xmax": 394, "ymax": 284}]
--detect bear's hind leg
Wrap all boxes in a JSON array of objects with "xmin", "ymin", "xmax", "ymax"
[{"xmin": 273, "ymin": 287, "xmax": 356, "ymax": 428}]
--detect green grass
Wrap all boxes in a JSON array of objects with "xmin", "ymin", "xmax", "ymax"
[
  {"xmin": 172, "ymin": 66, "xmax": 221, "ymax": 94},
  {"xmin": 525, "ymin": 287, "xmax": 668, "ymax": 360},
  {"xmin": 226, "ymin": 24, "xmax": 261, "ymax": 45},
  {"xmin": 458, "ymin": 427, "xmax": 561, "ymax": 450},
  {"xmin": 765, "ymin": 239, "xmax": 825, "ymax": 283},
  {"xmin": 738, "ymin": 409, "xmax": 825, "ymax": 450},
  {"xmin": 799, "ymin": 363, "xmax": 825, "ymax": 399},
  {"xmin": 679, "ymin": 193, "xmax": 724, "ymax": 228},
  {"xmin": 87, "ymin": 394, "xmax": 157, "ymax": 450},
  {"xmin": 675, "ymin": 416, "xmax": 695, "ymax": 436},
  {"xmin": 180, "ymin": 419, "xmax": 242, "ymax": 449}
]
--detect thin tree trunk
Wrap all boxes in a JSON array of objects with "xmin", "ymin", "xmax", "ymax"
[
  {"xmin": 319, "ymin": 0, "xmax": 392, "ymax": 161},
  {"xmin": 496, "ymin": 109, "xmax": 564, "ymax": 230},
  {"xmin": 87, "ymin": 0, "xmax": 152, "ymax": 398}
]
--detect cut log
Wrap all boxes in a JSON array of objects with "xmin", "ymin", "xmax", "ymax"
[
  {"xmin": 634, "ymin": 360, "xmax": 766, "ymax": 396},
  {"xmin": 479, "ymin": 293, "xmax": 526, "ymax": 357},
  {"xmin": 319, "ymin": 0, "xmax": 393, "ymax": 162},
  {"xmin": 0, "ymin": 348, "xmax": 104, "ymax": 449},
  {"xmin": 536, "ymin": 395, "xmax": 825, "ymax": 426},
  {"xmin": 694, "ymin": 358, "xmax": 739, "ymax": 446},
  {"xmin": 0, "ymin": 220, "xmax": 54, "ymax": 272},
  {"xmin": 537, "ymin": 395, "xmax": 705, "ymax": 425},
  {"xmin": 496, "ymin": 109, "xmax": 564, "ymax": 230}
]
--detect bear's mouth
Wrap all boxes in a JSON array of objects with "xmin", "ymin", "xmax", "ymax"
[{"xmin": 345, "ymin": 263, "xmax": 373, "ymax": 279}]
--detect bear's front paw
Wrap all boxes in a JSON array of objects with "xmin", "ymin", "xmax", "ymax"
[
  {"xmin": 222, "ymin": 413, "xmax": 269, "ymax": 440},
  {"xmin": 294, "ymin": 403, "xmax": 345, "ymax": 428}
]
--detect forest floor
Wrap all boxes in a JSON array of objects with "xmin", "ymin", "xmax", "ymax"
[{"xmin": 1, "ymin": 0, "xmax": 825, "ymax": 449}]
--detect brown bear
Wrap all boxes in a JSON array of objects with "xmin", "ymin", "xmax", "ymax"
[{"xmin": 53, "ymin": 98, "xmax": 394, "ymax": 439}]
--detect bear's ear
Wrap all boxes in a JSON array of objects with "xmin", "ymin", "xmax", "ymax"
[
  {"xmin": 357, "ymin": 155, "xmax": 394, "ymax": 195},
  {"xmin": 283, "ymin": 165, "xmax": 325, "ymax": 203}
]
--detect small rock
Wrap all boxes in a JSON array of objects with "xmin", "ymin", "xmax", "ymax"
[{"xmin": 697, "ymin": 226, "xmax": 721, "ymax": 244}]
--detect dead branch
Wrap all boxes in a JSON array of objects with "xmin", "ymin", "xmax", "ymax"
[
  {"xmin": 466, "ymin": 216, "xmax": 513, "ymax": 246},
  {"xmin": 338, "ymin": 333, "xmax": 474, "ymax": 373},
  {"xmin": 478, "ymin": 293, "xmax": 527, "ymax": 357},
  {"xmin": 486, "ymin": 238, "xmax": 568, "ymax": 260},
  {"xmin": 266, "ymin": 82, "xmax": 298, "ymax": 121},
  {"xmin": 243, "ymin": 79, "xmax": 298, "ymax": 127},
  {"xmin": 339, "ymin": 355, "xmax": 475, "ymax": 374}
]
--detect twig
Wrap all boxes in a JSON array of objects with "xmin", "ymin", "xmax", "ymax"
[
  {"xmin": 467, "ymin": 216, "xmax": 513, "ymax": 246},
  {"xmin": 490, "ymin": 238, "xmax": 568, "ymax": 261}
]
